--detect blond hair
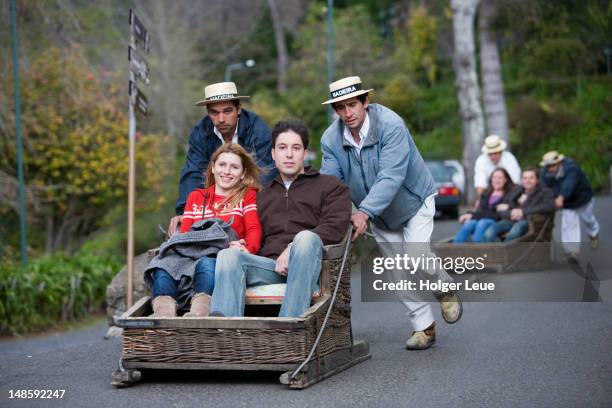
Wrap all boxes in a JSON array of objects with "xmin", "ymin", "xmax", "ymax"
[{"xmin": 204, "ymin": 143, "xmax": 261, "ymax": 211}]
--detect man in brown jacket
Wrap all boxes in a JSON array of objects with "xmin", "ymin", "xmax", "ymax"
[{"xmin": 210, "ymin": 119, "xmax": 352, "ymax": 317}]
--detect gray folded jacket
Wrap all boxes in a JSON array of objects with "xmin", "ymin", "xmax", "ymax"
[{"xmin": 144, "ymin": 218, "xmax": 238, "ymax": 310}]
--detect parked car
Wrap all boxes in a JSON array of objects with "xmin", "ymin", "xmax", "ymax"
[
  {"xmin": 441, "ymin": 159, "xmax": 465, "ymax": 195},
  {"xmin": 426, "ymin": 160, "xmax": 461, "ymax": 219}
]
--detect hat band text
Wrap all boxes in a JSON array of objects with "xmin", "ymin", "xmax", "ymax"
[
  {"xmin": 207, "ymin": 93, "xmax": 238, "ymax": 101},
  {"xmin": 330, "ymin": 83, "xmax": 362, "ymax": 99}
]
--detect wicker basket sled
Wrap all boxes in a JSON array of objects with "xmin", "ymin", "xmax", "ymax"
[
  {"xmin": 433, "ymin": 214, "xmax": 555, "ymax": 273},
  {"xmin": 111, "ymin": 229, "xmax": 370, "ymax": 389}
]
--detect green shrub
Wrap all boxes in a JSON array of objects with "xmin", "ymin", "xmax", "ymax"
[
  {"xmin": 523, "ymin": 37, "xmax": 594, "ymax": 78},
  {"xmin": 0, "ymin": 249, "xmax": 120, "ymax": 335},
  {"xmin": 510, "ymin": 96, "xmax": 582, "ymax": 154},
  {"xmin": 508, "ymin": 82, "xmax": 612, "ymax": 192},
  {"xmin": 532, "ymin": 121, "xmax": 612, "ymax": 192},
  {"xmin": 379, "ymin": 74, "xmax": 420, "ymax": 122},
  {"xmin": 414, "ymin": 126, "xmax": 463, "ymax": 161}
]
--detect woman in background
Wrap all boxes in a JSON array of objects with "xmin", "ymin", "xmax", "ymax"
[{"xmin": 453, "ymin": 168, "xmax": 515, "ymax": 243}]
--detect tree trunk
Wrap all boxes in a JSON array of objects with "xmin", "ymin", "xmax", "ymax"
[
  {"xmin": 478, "ymin": 0, "xmax": 509, "ymax": 142},
  {"xmin": 267, "ymin": 0, "xmax": 289, "ymax": 93},
  {"xmin": 451, "ymin": 0, "xmax": 485, "ymax": 205}
]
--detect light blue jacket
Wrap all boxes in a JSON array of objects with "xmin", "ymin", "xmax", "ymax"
[{"xmin": 320, "ymin": 103, "xmax": 436, "ymax": 230}]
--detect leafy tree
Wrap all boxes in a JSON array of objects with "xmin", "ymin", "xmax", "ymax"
[
  {"xmin": 0, "ymin": 46, "xmax": 168, "ymax": 254},
  {"xmin": 394, "ymin": 5, "xmax": 439, "ymax": 85},
  {"xmin": 284, "ymin": 3, "xmax": 390, "ymax": 147},
  {"xmin": 378, "ymin": 73, "xmax": 419, "ymax": 122}
]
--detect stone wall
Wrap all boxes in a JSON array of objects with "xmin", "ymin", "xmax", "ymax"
[{"xmin": 105, "ymin": 252, "xmax": 152, "ymax": 325}]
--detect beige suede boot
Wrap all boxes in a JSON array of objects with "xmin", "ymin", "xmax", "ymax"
[
  {"xmin": 184, "ymin": 293, "xmax": 211, "ymax": 317},
  {"xmin": 405, "ymin": 322, "xmax": 436, "ymax": 350},
  {"xmin": 152, "ymin": 295, "xmax": 177, "ymax": 317},
  {"xmin": 435, "ymin": 291, "xmax": 463, "ymax": 324}
]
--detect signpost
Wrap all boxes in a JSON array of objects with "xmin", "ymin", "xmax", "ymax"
[
  {"xmin": 127, "ymin": 9, "xmax": 151, "ymax": 308},
  {"xmin": 128, "ymin": 46, "xmax": 150, "ymax": 85},
  {"xmin": 9, "ymin": 0, "xmax": 28, "ymax": 265}
]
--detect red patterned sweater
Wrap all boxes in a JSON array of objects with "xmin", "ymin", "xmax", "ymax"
[{"xmin": 181, "ymin": 186, "xmax": 262, "ymax": 254}]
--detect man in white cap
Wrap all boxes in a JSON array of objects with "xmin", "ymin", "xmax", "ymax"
[
  {"xmin": 168, "ymin": 81, "xmax": 277, "ymax": 235},
  {"xmin": 474, "ymin": 135, "xmax": 521, "ymax": 197},
  {"xmin": 539, "ymin": 151, "xmax": 599, "ymax": 257},
  {"xmin": 320, "ymin": 76, "xmax": 462, "ymax": 350}
]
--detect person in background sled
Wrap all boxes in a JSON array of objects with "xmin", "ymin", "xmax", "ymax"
[
  {"xmin": 483, "ymin": 167, "xmax": 555, "ymax": 242},
  {"xmin": 454, "ymin": 167, "xmax": 515, "ymax": 243}
]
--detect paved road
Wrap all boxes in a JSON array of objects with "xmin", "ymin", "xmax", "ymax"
[{"xmin": 1, "ymin": 197, "xmax": 611, "ymax": 408}]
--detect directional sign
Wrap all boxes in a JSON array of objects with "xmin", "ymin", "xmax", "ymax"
[
  {"xmin": 129, "ymin": 9, "xmax": 150, "ymax": 54},
  {"xmin": 128, "ymin": 46, "xmax": 150, "ymax": 84},
  {"xmin": 129, "ymin": 80, "xmax": 149, "ymax": 116}
]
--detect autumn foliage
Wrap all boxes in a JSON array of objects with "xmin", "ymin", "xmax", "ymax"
[{"xmin": 0, "ymin": 45, "xmax": 168, "ymax": 253}]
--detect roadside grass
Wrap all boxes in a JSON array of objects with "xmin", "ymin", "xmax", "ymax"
[{"xmin": 0, "ymin": 250, "xmax": 119, "ymax": 336}]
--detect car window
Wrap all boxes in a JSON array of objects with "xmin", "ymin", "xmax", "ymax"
[{"xmin": 426, "ymin": 162, "xmax": 453, "ymax": 182}]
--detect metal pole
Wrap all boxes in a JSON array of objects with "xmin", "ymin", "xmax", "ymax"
[
  {"xmin": 9, "ymin": 0, "xmax": 28, "ymax": 265},
  {"xmin": 225, "ymin": 63, "xmax": 242, "ymax": 82},
  {"xmin": 126, "ymin": 33, "xmax": 137, "ymax": 309},
  {"xmin": 225, "ymin": 62, "xmax": 253, "ymax": 82},
  {"xmin": 326, "ymin": 0, "xmax": 334, "ymax": 124}
]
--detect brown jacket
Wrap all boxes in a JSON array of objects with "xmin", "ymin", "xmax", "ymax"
[{"xmin": 257, "ymin": 166, "xmax": 352, "ymax": 259}]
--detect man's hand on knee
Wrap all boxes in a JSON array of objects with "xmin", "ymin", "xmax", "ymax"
[
  {"xmin": 275, "ymin": 245, "xmax": 290, "ymax": 276},
  {"xmin": 167, "ymin": 215, "xmax": 183, "ymax": 236}
]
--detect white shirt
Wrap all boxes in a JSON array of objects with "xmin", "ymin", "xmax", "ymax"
[
  {"xmin": 474, "ymin": 150, "xmax": 521, "ymax": 188},
  {"xmin": 213, "ymin": 119, "xmax": 239, "ymax": 144},
  {"xmin": 343, "ymin": 113, "xmax": 370, "ymax": 157}
]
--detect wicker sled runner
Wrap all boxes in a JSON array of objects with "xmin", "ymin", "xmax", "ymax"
[{"xmin": 111, "ymin": 228, "xmax": 370, "ymax": 389}]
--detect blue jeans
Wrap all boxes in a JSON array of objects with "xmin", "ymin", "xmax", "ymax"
[
  {"xmin": 504, "ymin": 219, "xmax": 529, "ymax": 241},
  {"xmin": 484, "ymin": 219, "xmax": 530, "ymax": 242},
  {"xmin": 151, "ymin": 256, "xmax": 217, "ymax": 299},
  {"xmin": 453, "ymin": 218, "xmax": 496, "ymax": 243},
  {"xmin": 483, "ymin": 219, "xmax": 513, "ymax": 242},
  {"xmin": 211, "ymin": 230, "xmax": 323, "ymax": 317}
]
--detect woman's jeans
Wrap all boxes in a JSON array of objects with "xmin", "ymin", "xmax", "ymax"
[
  {"xmin": 453, "ymin": 218, "xmax": 496, "ymax": 243},
  {"xmin": 484, "ymin": 219, "xmax": 529, "ymax": 242},
  {"xmin": 151, "ymin": 256, "xmax": 216, "ymax": 299}
]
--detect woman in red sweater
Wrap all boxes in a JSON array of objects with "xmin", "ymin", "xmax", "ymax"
[{"xmin": 152, "ymin": 143, "xmax": 262, "ymax": 317}]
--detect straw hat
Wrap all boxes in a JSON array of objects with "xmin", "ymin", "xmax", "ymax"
[
  {"xmin": 540, "ymin": 150, "xmax": 565, "ymax": 167},
  {"xmin": 195, "ymin": 82, "xmax": 250, "ymax": 106},
  {"xmin": 481, "ymin": 135, "xmax": 508, "ymax": 154},
  {"xmin": 322, "ymin": 76, "xmax": 373, "ymax": 105}
]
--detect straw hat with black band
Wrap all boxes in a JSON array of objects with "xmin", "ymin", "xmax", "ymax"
[
  {"xmin": 195, "ymin": 82, "xmax": 250, "ymax": 106},
  {"xmin": 322, "ymin": 76, "xmax": 374, "ymax": 105},
  {"xmin": 540, "ymin": 150, "xmax": 565, "ymax": 167}
]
